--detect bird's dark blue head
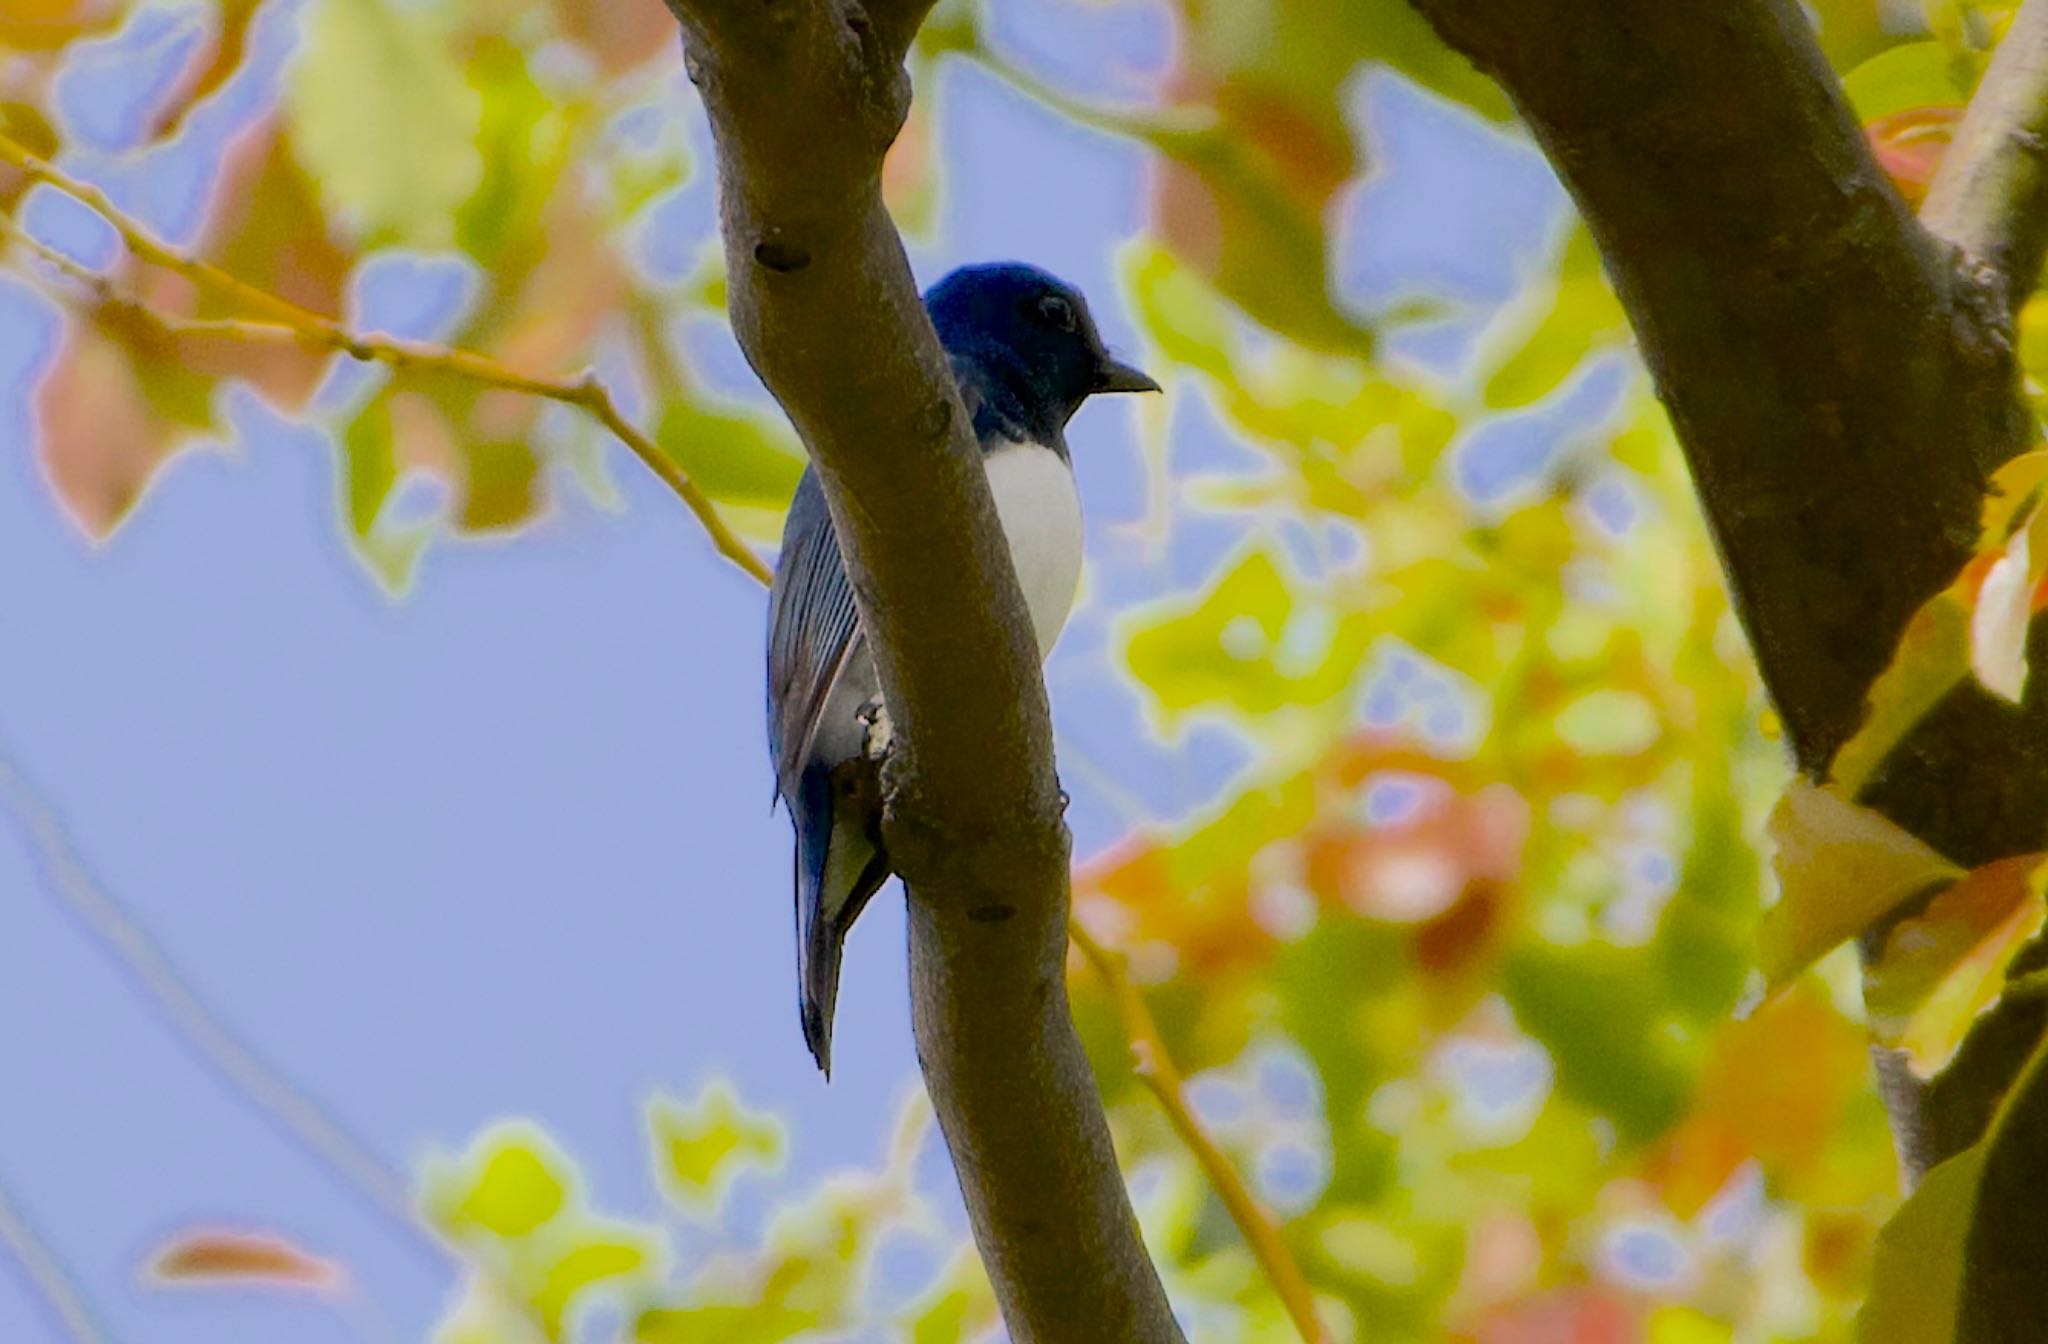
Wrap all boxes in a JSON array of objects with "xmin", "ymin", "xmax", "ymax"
[{"xmin": 924, "ymin": 263, "xmax": 1158, "ymax": 441}]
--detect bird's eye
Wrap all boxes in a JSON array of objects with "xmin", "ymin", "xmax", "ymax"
[{"xmin": 1035, "ymin": 294, "xmax": 1078, "ymax": 332}]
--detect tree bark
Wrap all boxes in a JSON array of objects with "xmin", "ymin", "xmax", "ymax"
[
  {"xmin": 1401, "ymin": 0, "xmax": 2048, "ymax": 1178},
  {"xmin": 656, "ymin": 0, "xmax": 1184, "ymax": 1337}
]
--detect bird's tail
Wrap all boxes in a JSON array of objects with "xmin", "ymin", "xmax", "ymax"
[{"xmin": 793, "ymin": 764, "xmax": 889, "ymax": 1077}]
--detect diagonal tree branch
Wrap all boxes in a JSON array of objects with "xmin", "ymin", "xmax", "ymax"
[
  {"xmin": 660, "ymin": 0, "xmax": 1183, "ymax": 1338},
  {"xmin": 0, "ymin": 1167, "xmax": 106, "ymax": 1344},
  {"xmin": 1922, "ymin": 0, "xmax": 2048, "ymax": 316}
]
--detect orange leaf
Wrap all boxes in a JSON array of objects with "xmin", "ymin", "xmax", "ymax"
[
  {"xmin": 147, "ymin": 1229, "xmax": 345, "ymax": 1293},
  {"xmin": 1865, "ymin": 107, "xmax": 1960, "ymax": 205},
  {"xmin": 1865, "ymin": 853, "xmax": 2048, "ymax": 1077}
]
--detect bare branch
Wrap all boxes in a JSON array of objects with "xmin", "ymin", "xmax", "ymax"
[
  {"xmin": 0, "ymin": 1168, "xmax": 106, "ymax": 1344},
  {"xmin": 0, "ymin": 745, "xmax": 451, "ymax": 1266},
  {"xmin": 1923, "ymin": 0, "xmax": 2048, "ymax": 314}
]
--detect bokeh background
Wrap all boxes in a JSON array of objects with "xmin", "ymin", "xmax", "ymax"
[{"xmin": 0, "ymin": 1, "xmax": 1988, "ymax": 1341}]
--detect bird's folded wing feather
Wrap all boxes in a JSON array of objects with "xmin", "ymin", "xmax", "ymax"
[{"xmin": 766, "ymin": 471, "xmax": 864, "ymax": 799}]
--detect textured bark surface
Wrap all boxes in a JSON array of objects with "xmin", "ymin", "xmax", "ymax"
[
  {"xmin": 657, "ymin": 0, "xmax": 1183, "ymax": 1338},
  {"xmin": 1404, "ymin": 0, "xmax": 2048, "ymax": 1190}
]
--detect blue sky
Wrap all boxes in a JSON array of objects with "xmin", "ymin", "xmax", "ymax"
[{"xmin": 0, "ymin": 4, "xmax": 1582, "ymax": 1340}]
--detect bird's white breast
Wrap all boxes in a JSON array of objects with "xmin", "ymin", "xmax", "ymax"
[{"xmin": 984, "ymin": 440, "xmax": 1083, "ymax": 657}]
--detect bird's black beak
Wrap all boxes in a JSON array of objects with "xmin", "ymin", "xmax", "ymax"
[{"xmin": 1094, "ymin": 356, "xmax": 1161, "ymax": 395}]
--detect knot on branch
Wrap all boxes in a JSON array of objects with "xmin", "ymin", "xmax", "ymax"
[{"xmin": 881, "ymin": 785, "xmax": 1071, "ymax": 906}]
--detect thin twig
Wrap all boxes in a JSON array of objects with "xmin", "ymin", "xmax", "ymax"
[
  {"xmin": 1921, "ymin": 0, "xmax": 2048, "ymax": 310},
  {"xmin": 0, "ymin": 747, "xmax": 451, "ymax": 1267},
  {"xmin": 0, "ymin": 1170, "xmax": 107, "ymax": 1344},
  {"xmin": 0, "ymin": 131, "xmax": 772, "ymax": 586},
  {"xmin": 1068, "ymin": 922, "xmax": 1331, "ymax": 1344}
]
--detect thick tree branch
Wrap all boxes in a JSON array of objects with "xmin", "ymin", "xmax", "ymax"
[
  {"xmin": 659, "ymin": 1, "xmax": 1181, "ymax": 1338},
  {"xmin": 1401, "ymin": 0, "xmax": 2048, "ymax": 1181},
  {"xmin": 1922, "ymin": 0, "xmax": 2048, "ymax": 316}
]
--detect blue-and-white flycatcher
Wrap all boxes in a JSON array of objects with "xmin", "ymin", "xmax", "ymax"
[{"xmin": 765, "ymin": 262, "xmax": 1158, "ymax": 1074}]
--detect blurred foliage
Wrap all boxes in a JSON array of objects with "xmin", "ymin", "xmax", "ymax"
[
  {"xmin": 11, "ymin": 0, "xmax": 2048, "ymax": 1341},
  {"xmin": 406, "ymin": 1086, "xmax": 999, "ymax": 1344}
]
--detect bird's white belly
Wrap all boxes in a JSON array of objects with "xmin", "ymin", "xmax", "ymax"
[{"xmin": 983, "ymin": 440, "xmax": 1083, "ymax": 656}]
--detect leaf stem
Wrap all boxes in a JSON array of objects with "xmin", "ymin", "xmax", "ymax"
[{"xmin": 1068, "ymin": 921, "xmax": 1331, "ymax": 1344}]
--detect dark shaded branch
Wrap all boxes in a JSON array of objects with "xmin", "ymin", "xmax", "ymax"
[
  {"xmin": 1402, "ymin": 0, "xmax": 2047, "ymax": 1180},
  {"xmin": 658, "ymin": 0, "xmax": 1182, "ymax": 1337},
  {"xmin": 1922, "ymin": 0, "xmax": 2048, "ymax": 316}
]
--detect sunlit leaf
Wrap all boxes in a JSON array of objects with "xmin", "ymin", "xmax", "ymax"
[
  {"xmin": 1841, "ymin": 42, "xmax": 1973, "ymax": 120},
  {"xmin": 1480, "ymin": 226, "xmax": 1628, "ymax": 410},
  {"xmin": 529, "ymin": 1222, "xmax": 658, "ymax": 1337},
  {"xmin": 426, "ymin": 1126, "xmax": 573, "ymax": 1240},
  {"xmin": 1757, "ymin": 780, "xmax": 1963, "ymax": 992},
  {"xmin": 286, "ymin": 0, "xmax": 482, "ymax": 244},
  {"xmin": 635, "ymin": 1302, "xmax": 823, "ymax": 1343},
  {"xmin": 1829, "ymin": 587, "xmax": 1971, "ymax": 797},
  {"xmin": 655, "ymin": 394, "xmax": 804, "ymax": 511},
  {"xmin": 1865, "ymin": 854, "xmax": 2047, "ymax": 1077},
  {"xmin": 0, "ymin": 0, "xmax": 122, "ymax": 49},
  {"xmin": 648, "ymin": 1079, "xmax": 786, "ymax": 1215},
  {"xmin": 1969, "ymin": 515, "xmax": 2034, "ymax": 701}
]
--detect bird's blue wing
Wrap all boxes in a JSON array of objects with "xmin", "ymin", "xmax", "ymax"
[{"xmin": 766, "ymin": 469, "xmax": 862, "ymax": 800}]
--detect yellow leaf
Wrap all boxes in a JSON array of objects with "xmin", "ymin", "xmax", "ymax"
[
  {"xmin": 647, "ymin": 1080, "xmax": 785, "ymax": 1215},
  {"xmin": 286, "ymin": 0, "xmax": 482, "ymax": 244},
  {"xmin": 426, "ymin": 1127, "xmax": 572, "ymax": 1240},
  {"xmin": 1756, "ymin": 780, "xmax": 1963, "ymax": 991}
]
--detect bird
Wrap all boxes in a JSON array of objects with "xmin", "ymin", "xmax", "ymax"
[{"xmin": 765, "ymin": 262, "xmax": 1159, "ymax": 1076}]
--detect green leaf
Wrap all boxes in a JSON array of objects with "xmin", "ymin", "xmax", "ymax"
[
  {"xmin": 529, "ymin": 1223, "xmax": 657, "ymax": 1338},
  {"xmin": 1860, "ymin": 1033, "xmax": 2048, "ymax": 1342},
  {"xmin": 457, "ymin": 438, "xmax": 540, "ymax": 532},
  {"xmin": 634, "ymin": 1303, "xmax": 822, "ymax": 1344},
  {"xmin": 286, "ymin": 0, "xmax": 482, "ymax": 244},
  {"xmin": 1865, "ymin": 854, "xmax": 2048, "ymax": 1077},
  {"xmin": 1553, "ymin": 688, "xmax": 1660, "ymax": 756},
  {"xmin": 1481, "ymin": 226, "xmax": 1629, "ymax": 410},
  {"xmin": 1859, "ymin": 1141, "xmax": 1986, "ymax": 1343},
  {"xmin": 1756, "ymin": 779, "xmax": 1964, "ymax": 991},
  {"xmin": 427, "ymin": 1127, "xmax": 572, "ymax": 1239},
  {"xmin": 1841, "ymin": 41, "xmax": 1974, "ymax": 120},
  {"xmin": 1502, "ymin": 942, "xmax": 1692, "ymax": 1142},
  {"xmin": 654, "ymin": 396, "xmax": 804, "ymax": 510},
  {"xmin": 1125, "ymin": 548, "xmax": 1292, "ymax": 717},
  {"xmin": 343, "ymin": 395, "xmax": 397, "ymax": 537},
  {"xmin": 648, "ymin": 1080, "xmax": 785, "ymax": 1215}
]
